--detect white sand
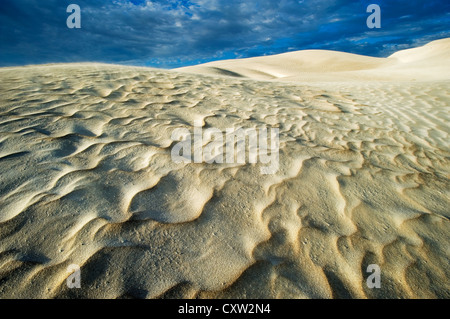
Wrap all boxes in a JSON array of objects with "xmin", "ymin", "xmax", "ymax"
[
  {"xmin": 177, "ymin": 37, "xmax": 450, "ymax": 82},
  {"xmin": 0, "ymin": 39, "xmax": 449, "ymax": 298}
]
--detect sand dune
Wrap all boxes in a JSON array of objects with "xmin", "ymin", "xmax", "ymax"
[
  {"xmin": 177, "ymin": 38, "xmax": 450, "ymax": 82},
  {"xmin": 0, "ymin": 39, "xmax": 449, "ymax": 299}
]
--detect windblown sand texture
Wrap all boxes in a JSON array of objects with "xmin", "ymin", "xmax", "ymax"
[{"xmin": 0, "ymin": 38, "xmax": 449, "ymax": 298}]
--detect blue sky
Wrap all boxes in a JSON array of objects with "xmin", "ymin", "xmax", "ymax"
[{"xmin": 0, "ymin": 0, "xmax": 449, "ymax": 68}]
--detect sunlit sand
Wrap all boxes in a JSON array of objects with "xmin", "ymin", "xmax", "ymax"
[{"xmin": 0, "ymin": 38, "xmax": 449, "ymax": 298}]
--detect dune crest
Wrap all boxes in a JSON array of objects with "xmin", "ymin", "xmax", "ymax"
[
  {"xmin": 177, "ymin": 38, "xmax": 450, "ymax": 82},
  {"xmin": 0, "ymin": 40, "xmax": 449, "ymax": 299}
]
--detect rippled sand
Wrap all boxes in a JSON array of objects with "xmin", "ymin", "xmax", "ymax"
[{"xmin": 0, "ymin": 40, "xmax": 449, "ymax": 298}]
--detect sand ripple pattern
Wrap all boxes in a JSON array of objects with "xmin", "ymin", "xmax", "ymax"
[{"xmin": 0, "ymin": 64, "xmax": 449, "ymax": 298}]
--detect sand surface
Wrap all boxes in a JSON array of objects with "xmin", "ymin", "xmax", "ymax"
[
  {"xmin": 177, "ymin": 37, "xmax": 450, "ymax": 82},
  {"xmin": 0, "ymin": 39, "xmax": 449, "ymax": 298}
]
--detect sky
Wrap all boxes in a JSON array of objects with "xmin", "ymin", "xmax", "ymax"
[{"xmin": 0, "ymin": 0, "xmax": 449, "ymax": 68}]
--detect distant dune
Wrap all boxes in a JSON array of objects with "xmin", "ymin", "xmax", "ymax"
[
  {"xmin": 176, "ymin": 38, "xmax": 450, "ymax": 82},
  {"xmin": 0, "ymin": 39, "xmax": 449, "ymax": 299}
]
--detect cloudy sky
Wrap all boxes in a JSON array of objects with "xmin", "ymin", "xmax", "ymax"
[{"xmin": 0, "ymin": 0, "xmax": 449, "ymax": 68}]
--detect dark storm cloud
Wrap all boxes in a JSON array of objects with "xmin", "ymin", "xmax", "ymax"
[{"xmin": 0, "ymin": 0, "xmax": 449, "ymax": 67}]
